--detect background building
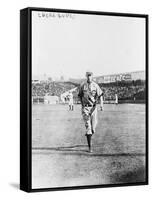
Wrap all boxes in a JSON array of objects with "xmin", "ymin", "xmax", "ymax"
[{"xmin": 94, "ymin": 71, "xmax": 145, "ymax": 84}]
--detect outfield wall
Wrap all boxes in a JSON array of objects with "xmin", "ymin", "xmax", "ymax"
[
  {"xmin": 32, "ymin": 98, "xmax": 145, "ymax": 105},
  {"xmin": 118, "ymin": 99, "xmax": 145, "ymax": 104}
]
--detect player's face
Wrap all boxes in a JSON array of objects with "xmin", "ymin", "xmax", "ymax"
[{"xmin": 86, "ymin": 74, "xmax": 93, "ymax": 83}]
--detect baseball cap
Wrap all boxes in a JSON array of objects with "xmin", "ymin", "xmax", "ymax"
[{"xmin": 86, "ymin": 71, "xmax": 93, "ymax": 76}]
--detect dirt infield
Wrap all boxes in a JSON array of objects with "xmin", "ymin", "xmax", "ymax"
[{"xmin": 32, "ymin": 104, "xmax": 146, "ymax": 189}]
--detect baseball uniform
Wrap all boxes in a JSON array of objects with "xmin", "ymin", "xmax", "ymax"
[
  {"xmin": 78, "ymin": 81, "xmax": 103, "ymax": 135},
  {"xmin": 68, "ymin": 92, "xmax": 74, "ymax": 110}
]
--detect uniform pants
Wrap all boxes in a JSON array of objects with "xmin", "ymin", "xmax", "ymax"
[
  {"xmin": 69, "ymin": 101, "xmax": 74, "ymax": 110},
  {"xmin": 82, "ymin": 106, "xmax": 97, "ymax": 135}
]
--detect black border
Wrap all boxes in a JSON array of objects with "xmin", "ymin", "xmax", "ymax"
[
  {"xmin": 20, "ymin": 8, "xmax": 31, "ymax": 192},
  {"xmin": 20, "ymin": 7, "xmax": 149, "ymax": 192}
]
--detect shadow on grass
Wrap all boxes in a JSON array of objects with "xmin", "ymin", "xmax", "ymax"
[
  {"xmin": 109, "ymin": 166, "xmax": 146, "ymax": 184},
  {"xmin": 32, "ymin": 145, "xmax": 145, "ymax": 157}
]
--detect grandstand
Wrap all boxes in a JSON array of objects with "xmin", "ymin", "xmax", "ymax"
[
  {"xmin": 32, "ymin": 81, "xmax": 78, "ymax": 104},
  {"xmin": 32, "ymin": 71, "xmax": 145, "ymax": 104},
  {"xmin": 69, "ymin": 70, "xmax": 145, "ymax": 84},
  {"xmin": 32, "ymin": 81, "xmax": 78, "ymax": 97},
  {"xmin": 100, "ymin": 80, "xmax": 145, "ymax": 103}
]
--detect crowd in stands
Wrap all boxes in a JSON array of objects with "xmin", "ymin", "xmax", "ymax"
[
  {"xmin": 101, "ymin": 85, "xmax": 145, "ymax": 100},
  {"xmin": 32, "ymin": 81, "xmax": 77, "ymax": 97},
  {"xmin": 99, "ymin": 80, "xmax": 145, "ymax": 100},
  {"xmin": 32, "ymin": 80, "xmax": 145, "ymax": 102}
]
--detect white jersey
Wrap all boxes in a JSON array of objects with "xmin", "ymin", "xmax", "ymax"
[
  {"xmin": 68, "ymin": 93, "xmax": 73, "ymax": 105},
  {"xmin": 78, "ymin": 81, "xmax": 103, "ymax": 106}
]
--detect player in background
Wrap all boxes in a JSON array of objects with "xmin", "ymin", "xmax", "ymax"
[
  {"xmin": 100, "ymin": 94, "xmax": 104, "ymax": 110},
  {"xmin": 68, "ymin": 91, "xmax": 74, "ymax": 111},
  {"xmin": 78, "ymin": 71, "xmax": 103, "ymax": 153},
  {"xmin": 115, "ymin": 93, "xmax": 118, "ymax": 105}
]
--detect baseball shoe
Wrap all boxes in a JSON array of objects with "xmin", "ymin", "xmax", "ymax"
[{"xmin": 88, "ymin": 148, "xmax": 93, "ymax": 153}]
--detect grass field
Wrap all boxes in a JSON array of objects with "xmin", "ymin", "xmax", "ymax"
[{"xmin": 32, "ymin": 104, "xmax": 146, "ymax": 189}]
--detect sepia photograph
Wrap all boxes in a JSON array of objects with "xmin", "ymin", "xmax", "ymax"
[{"xmin": 31, "ymin": 9, "xmax": 147, "ymax": 190}]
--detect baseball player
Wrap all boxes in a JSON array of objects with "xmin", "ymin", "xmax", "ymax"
[
  {"xmin": 115, "ymin": 93, "xmax": 118, "ymax": 105},
  {"xmin": 78, "ymin": 71, "xmax": 103, "ymax": 153},
  {"xmin": 68, "ymin": 91, "xmax": 74, "ymax": 111}
]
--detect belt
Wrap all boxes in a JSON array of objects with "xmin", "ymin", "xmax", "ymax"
[{"xmin": 83, "ymin": 104, "xmax": 95, "ymax": 107}]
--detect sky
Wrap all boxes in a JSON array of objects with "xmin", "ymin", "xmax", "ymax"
[{"xmin": 32, "ymin": 11, "xmax": 145, "ymax": 80}]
